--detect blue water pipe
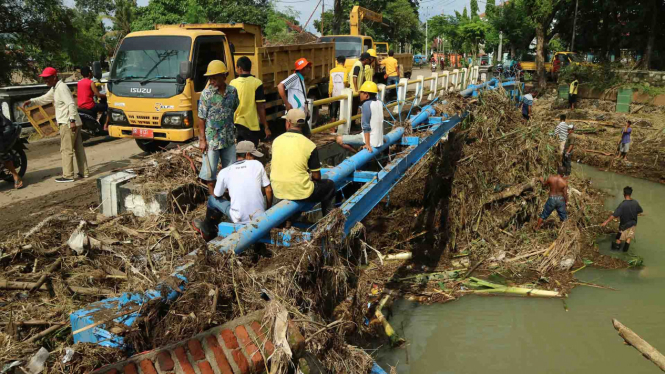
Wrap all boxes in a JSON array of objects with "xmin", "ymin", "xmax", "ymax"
[{"xmin": 207, "ymin": 127, "xmax": 406, "ymax": 255}]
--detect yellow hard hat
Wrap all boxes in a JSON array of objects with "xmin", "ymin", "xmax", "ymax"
[
  {"xmin": 359, "ymin": 81, "xmax": 378, "ymax": 94},
  {"xmin": 367, "ymin": 49, "xmax": 377, "ymax": 58},
  {"xmin": 204, "ymin": 60, "xmax": 228, "ymax": 76}
]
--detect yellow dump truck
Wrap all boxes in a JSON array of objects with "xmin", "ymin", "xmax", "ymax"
[
  {"xmin": 318, "ymin": 6, "xmax": 413, "ymax": 81},
  {"xmin": 101, "ymin": 23, "xmax": 335, "ymax": 152},
  {"xmin": 519, "ymin": 51, "xmax": 591, "ymax": 77}
]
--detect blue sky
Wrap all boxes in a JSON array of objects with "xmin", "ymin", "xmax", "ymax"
[{"xmin": 65, "ymin": 0, "xmax": 473, "ymax": 34}]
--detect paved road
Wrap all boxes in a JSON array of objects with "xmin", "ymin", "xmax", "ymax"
[{"xmin": 0, "ymin": 136, "xmax": 145, "ymax": 207}]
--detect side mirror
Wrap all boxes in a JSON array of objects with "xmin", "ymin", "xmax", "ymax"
[
  {"xmin": 179, "ymin": 61, "xmax": 192, "ymax": 79},
  {"xmin": 92, "ymin": 61, "xmax": 102, "ymax": 80}
]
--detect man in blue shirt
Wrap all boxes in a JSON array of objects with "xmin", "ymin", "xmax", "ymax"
[
  {"xmin": 197, "ymin": 60, "xmax": 240, "ymax": 195},
  {"xmin": 617, "ymin": 120, "xmax": 632, "ymax": 161}
]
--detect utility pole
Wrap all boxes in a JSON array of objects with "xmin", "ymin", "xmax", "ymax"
[
  {"xmin": 571, "ymin": 0, "xmax": 579, "ymax": 51},
  {"xmin": 321, "ymin": 0, "xmax": 324, "ymax": 36},
  {"xmin": 498, "ymin": 31, "xmax": 503, "ymax": 62},
  {"xmin": 332, "ymin": 0, "xmax": 342, "ymax": 34},
  {"xmin": 425, "ymin": 19, "xmax": 428, "ymax": 58}
]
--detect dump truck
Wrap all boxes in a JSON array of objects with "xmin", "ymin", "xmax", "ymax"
[
  {"xmin": 101, "ymin": 23, "xmax": 335, "ymax": 153},
  {"xmin": 318, "ymin": 6, "xmax": 413, "ymax": 82},
  {"xmin": 519, "ymin": 51, "xmax": 592, "ymax": 78}
]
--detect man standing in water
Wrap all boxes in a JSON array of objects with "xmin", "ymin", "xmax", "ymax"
[
  {"xmin": 601, "ymin": 186, "xmax": 643, "ymax": 252},
  {"xmin": 535, "ymin": 166, "xmax": 568, "ymax": 230}
]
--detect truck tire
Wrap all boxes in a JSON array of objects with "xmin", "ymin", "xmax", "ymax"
[{"xmin": 135, "ymin": 139, "xmax": 169, "ymax": 153}]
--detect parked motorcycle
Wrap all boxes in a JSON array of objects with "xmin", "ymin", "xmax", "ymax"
[{"xmin": 0, "ymin": 114, "xmax": 28, "ymax": 183}]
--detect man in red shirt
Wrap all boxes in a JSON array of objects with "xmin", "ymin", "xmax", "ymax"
[{"xmin": 77, "ymin": 66, "xmax": 107, "ymax": 126}]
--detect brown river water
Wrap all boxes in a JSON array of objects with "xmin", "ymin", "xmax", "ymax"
[{"xmin": 376, "ymin": 163, "xmax": 665, "ymax": 373}]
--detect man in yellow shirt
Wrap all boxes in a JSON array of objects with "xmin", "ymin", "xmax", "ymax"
[
  {"xmin": 270, "ymin": 109, "xmax": 336, "ymax": 220},
  {"xmin": 230, "ymin": 56, "xmax": 270, "ymax": 144},
  {"xmin": 569, "ymin": 75, "xmax": 579, "ymax": 110},
  {"xmin": 364, "ymin": 49, "xmax": 377, "ymax": 83},
  {"xmin": 328, "ymin": 56, "xmax": 348, "ymax": 121},
  {"xmin": 380, "ymin": 50, "xmax": 400, "ymax": 100}
]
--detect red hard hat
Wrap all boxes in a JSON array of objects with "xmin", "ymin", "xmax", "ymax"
[
  {"xmin": 39, "ymin": 67, "xmax": 58, "ymax": 77},
  {"xmin": 294, "ymin": 58, "xmax": 311, "ymax": 71}
]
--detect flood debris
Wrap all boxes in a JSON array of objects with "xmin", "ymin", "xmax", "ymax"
[{"xmin": 612, "ymin": 319, "xmax": 665, "ymax": 372}]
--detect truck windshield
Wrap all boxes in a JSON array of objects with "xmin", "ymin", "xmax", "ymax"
[
  {"xmin": 568, "ymin": 53, "xmax": 585, "ymax": 62},
  {"xmin": 376, "ymin": 44, "xmax": 388, "ymax": 54},
  {"xmin": 319, "ymin": 36, "xmax": 362, "ymax": 58},
  {"xmin": 111, "ymin": 36, "xmax": 192, "ymax": 82}
]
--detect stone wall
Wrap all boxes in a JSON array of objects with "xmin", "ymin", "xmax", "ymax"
[{"xmin": 614, "ymin": 70, "xmax": 665, "ymax": 87}]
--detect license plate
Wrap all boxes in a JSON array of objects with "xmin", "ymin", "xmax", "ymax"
[{"xmin": 132, "ymin": 128, "xmax": 154, "ymax": 139}]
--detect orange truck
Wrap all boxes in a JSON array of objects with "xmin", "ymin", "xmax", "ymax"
[{"xmin": 100, "ymin": 23, "xmax": 334, "ymax": 152}]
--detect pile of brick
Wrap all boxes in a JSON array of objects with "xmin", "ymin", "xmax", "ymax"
[{"xmin": 92, "ymin": 311, "xmax": 304, "ymax": 374}]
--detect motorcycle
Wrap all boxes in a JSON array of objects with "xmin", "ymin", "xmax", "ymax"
[
  {"xmin": 431, "ymin": 61, "xmax": 438, "ymax": 72},
  {"xmin": 77, "ymin": 107, "xmax": 108, "ymax": 140},
  {"xmin": 0, "ymin": 115, "xmax": 28, "ymax": 184}
]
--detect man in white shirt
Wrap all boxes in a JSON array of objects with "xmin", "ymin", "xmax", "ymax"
[
  {"xmin": 336, "ymin": 81, "xmax": 384, "ymax": 153},
  {"xmin": 24, "ymin": 67, "xmax": 88, "ymax": 183},
  {"xmin": 278, "ymin": 58, "xmax": 312, "ymax": 137},
  {"xmin": 192, "ymin": 141, "xmax": 273, "ymax": 241},
  {"xmin": 554, "ymin": 114, "xmax": 569, "ymax": 155}
]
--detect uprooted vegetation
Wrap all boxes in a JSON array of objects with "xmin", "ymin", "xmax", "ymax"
[{"xmin": 0, "ymin": 89, "xmax": 646, "ymax": 373}]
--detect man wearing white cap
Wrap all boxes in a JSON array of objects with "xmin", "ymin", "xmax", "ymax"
[
  {"xmin": 24, "ymin": 67, "xmax": 88, "ymax": 183},
  {"xmin": 192, "ymin": 140, "xmax": 273, "ymax": 241}
]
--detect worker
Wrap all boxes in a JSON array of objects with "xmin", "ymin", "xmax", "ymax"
[
  {"xmin": 77, "ymin": 66, "xmax": 107, "ymax": 127},
  {"xmin": 335, "ymin": 81, "xmax": 384, "ymax": 154},
  {"xmin": 270, "ymin": 109, "xmax": 336, "ymax": 223},
  {"xmin": 535, "ymin": 165, "xmax": 568, "ymax": 230},
  {"xmin": 230, "ymin": 56, "xmax": 270, "ymax": 145},
  {"xmin": 197, "ymin": 60, "xmax": 240, "ymax": 195},
  {"xmin": 601, "ymin": 186, "xmax": 643, "ymax": 252},
  {"xmin": 554, "ymin": 114, "xmax": 569, "ymax": 156},
  {"xmin": 562, "ymin": 124, "xmax": 576, "ymax": 176},
  {"xmin": 192, "ymin": 141, "xmax": 273, "ymax": 241},
  {"xmin": 328, "ymin": 55, "xmax": 348, "ymax": 122},
  {"xmin": 617, "ymin": 120, "xmax": 632, "ymax": 161},
  {"xmin": 569, "ymin": 75, "xmax": 579, "ymax": 110},
  {"xmin": 521, "ymin": 90, "xmax": 534, "ymax": 121},
  {"xmin": 349, "ymin": 53, "xmax": 371, "ymax": 94},
  {"xmin": 364, "ymin": 49, "xmax": 377, "ymax": 83},
  {"xmin": 0, "ymin": 113, "xmax": 23, "ymax": 189},
  {"xmin": 23, "ymin": 67, "xmax": 88, "ymax": 183},
  {"xmin": 278, "ymin": 58, "xmax": 312, "ymax": 137},
  {"xmin": 380, "ymin": 50, "xmax": 400, "ymax": 100}
]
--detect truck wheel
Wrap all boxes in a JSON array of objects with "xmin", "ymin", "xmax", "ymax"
[{"xmin": 135, "ymin": 139, "xmax": 169, "ymax": 153}]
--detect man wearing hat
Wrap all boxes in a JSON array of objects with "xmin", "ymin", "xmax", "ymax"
[
  {"xmin": 271, "ymin": 109, "xmax": 336, "ymax": 224},
  {"xmin": 336, "ymin": 81, "xmax": 384, "ymax": 154},
  {"xmin": 349, "ymin": 53, "xmax": 372, "ymax": 94},
  {"xmin": 198, "ymin": 60, "xmax": 240, "ymax": 195},
  {"xmin": 364, "ymin": 49, "xmax": 377, "ymax": 83},
  {"xmin": 24, "ymin": 67, "xmax": 88, "ymax": 183},
  {"xmin": 192, "ymin": 140, "xmax": 273, "ymax": 241},
  {"xmin": 278, "ymin": 58, "xmax": 312, "ymax": 137}
]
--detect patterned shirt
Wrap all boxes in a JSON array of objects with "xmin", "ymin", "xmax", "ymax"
[
  {"xmin": 555, "ymin": 121, "xmax": 569, "ymax": 142},
  {"xmin": 198, "ymin": 84, "xmax": 239, "ymax": 150}
]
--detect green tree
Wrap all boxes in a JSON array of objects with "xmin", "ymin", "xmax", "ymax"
[
  {"xmin": 484, "ymin": 0, "xmax": 496, "ymax": 19},
  {"xmin": 470, "ymin": 0, "xmax": 479, "ymax": 18},
  {"xmin": 521, "ymin": 0, "xmax": 565, "ymax": 90},
  {"xmin": 462, "ymin": 7, "xmax": 469, "ymax": 20}
]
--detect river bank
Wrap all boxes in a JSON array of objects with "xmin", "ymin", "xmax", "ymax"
[{"xmin": 375, "ymin": 163, "xmax": 665, "ymax": 373}]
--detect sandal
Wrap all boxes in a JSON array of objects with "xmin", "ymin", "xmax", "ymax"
[{"xmin": 14, "ymin": 179, "xmax": 23, "ymax": 189}]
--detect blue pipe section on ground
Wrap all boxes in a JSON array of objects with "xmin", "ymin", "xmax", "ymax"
[
  {"xmin": 460, "ymin": 78, "xmax": 499, "ymax": 97},
  {"xmin": 208, "ymin": 127, "xmax": 406, "ymax": 255},
  {"xmin": 408, "ymin": 97, "xmax": 440, "ymax": 128}
]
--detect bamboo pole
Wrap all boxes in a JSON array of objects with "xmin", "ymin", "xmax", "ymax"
[
  {"xmin": 29, "ymin": 258, "xmax": 62, "ymax": 293},
  {"xmin": 612, "ymin": 319, "xmax": 665, "ymax": 372},
  {"xmin": 25, "ymin": 323, "xmax": 69, "ymax": 343},
  {"xmin": 0, "ymin": 279, "xmax": 115, "ymax": 296},
  {"xmin": 375, "ymin": 292, "xmax": 405, "ymax": 347}
]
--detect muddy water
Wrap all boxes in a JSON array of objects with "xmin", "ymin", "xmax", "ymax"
[{"xmin": 376, "ymin": 164, "xmax": 665, "ymax": 373}]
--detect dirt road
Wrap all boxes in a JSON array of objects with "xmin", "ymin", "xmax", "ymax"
[{"xmin": 0, "ymin": 136, "xmax": 148, "ymax": 237}]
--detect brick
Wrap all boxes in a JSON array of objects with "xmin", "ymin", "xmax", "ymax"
[
  {"xmin": 232, "ymin": 348, "xmax": 250, "ymax": 374},
  {"xmin": 197, "ymin": 361, "xmax": 215, "ymax": 374},
  {"xmin": 139, "ymin": 359, "xmax": 158, "ymax": 374},
  {"xmin": 250, "ymin": 321, "xmax": 275, "ymax": 355},
  {"xmin": 187, "ymin": 339, "xmax": 206, "ymax": 361},
  {"xmin": 246, "ymin": 343, "xmax": 264, "ymax": 370},
  {"xmin": 123, "ymin": 363, "xmax": 138, "ymax": 374},
  {"xmin": 220, "ymin": 328, "xmax": 239, "ymax": 349},
  {"xmin": 156, "ymin": 351, "xmax": 175, "ymax": 372},
  {"xmin": 235, "ymin": 325, "xmax": 252, "ymax": 346},
  {"xmin": 173, "ymin": 346, "xmax": 196, "ymax": 374},
  {"xmin": 205, "ymin": 335, "xmax": 234, "ymax": 374}
]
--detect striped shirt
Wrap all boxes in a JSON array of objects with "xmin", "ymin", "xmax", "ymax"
[{"xmin": 555, "ymin": 121, "xmax": 569, "ymax": 142}]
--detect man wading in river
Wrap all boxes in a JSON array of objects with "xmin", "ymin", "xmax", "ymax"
[
  {"xmin": 601, "ymin": 186, "xmax": 643, "ymax": 252},
  {"xmin": 535, "ymin": 166, "xmax": 568, "ymax": 230}
]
